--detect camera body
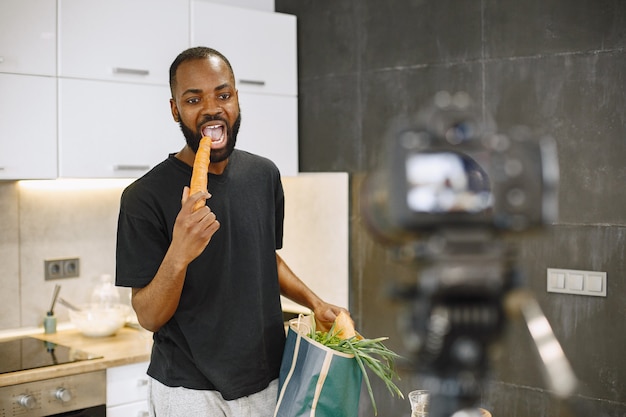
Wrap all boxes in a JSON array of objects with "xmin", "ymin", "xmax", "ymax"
[{"xmin": 362, "ymin": 92, "xmax": 559, "ymax": 244}]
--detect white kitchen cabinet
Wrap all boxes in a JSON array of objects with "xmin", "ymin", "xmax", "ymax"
[
  {"xmin": 205, "ymin": 0, "xmax": 274, "ymax": 12},
  {"xmin": 0, "ymin": 0, "xmax": 56, "ymax": 76},
  {"xmin": 192, "ymin": 2, "xmax": 299, "ymax": 175},
  {"xmin": 0, "ymin": 74, "xmax": 57, "ymax": 180},
  {"xmin": 107, "ymin": 401, "xmax": 150, "ymax": 417},
  {"xmin": 59, "ymin": 78, "xmax": 181, "ymax": 178},
  {"xmin": 1, "ymin": 0, "xmax": 298, "ymax": 179},
  {"xmin": 191, "ymin": 1, "xmax": 297, "ymax": 96},
  {"xmin": 237, "ymin": 93, "xmax": 298, "ymax": 176},
  {"xmin": 59, "ymin": 0, "xmax": 189, "ymax": 85},
  {"xmin": 106, "ymin": 361, "xmax": 150, "ymax": 417}
]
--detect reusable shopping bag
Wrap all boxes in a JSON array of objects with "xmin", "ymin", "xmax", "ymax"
[{"xmin": 273, "ymin": 315, "xmax": 362, "ymax": 417}]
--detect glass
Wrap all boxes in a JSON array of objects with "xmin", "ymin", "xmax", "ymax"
[{"xmin": 409, "ymin": 389, "xmax": 429, "ymax": 417}]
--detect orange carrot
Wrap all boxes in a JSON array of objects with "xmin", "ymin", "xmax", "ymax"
[{"xmin": 190, "ymin": 136, "xmax": 211, "ymax": 211}]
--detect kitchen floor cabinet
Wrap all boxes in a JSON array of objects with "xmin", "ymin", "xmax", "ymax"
[
  {"xmin": 59, "ymin": 0, "xmax": 189, "ymax": 85},
  {"xmin": 0, "ymin": 74, "xmax": 57, "ymax": 180},
  {"xmin": 106, "ymin": 361, "xmax": 150, "ymax": 417},
  {"xmin": 59, "ymin": 78, "xmax": 181, "ymax": 178},
  {"xmin": 0, "ymin": 0, "xmax": 56, "ymax": 77}
]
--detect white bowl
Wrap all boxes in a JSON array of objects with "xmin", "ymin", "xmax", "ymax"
[{"xmin": 69, "ymin": 304, "xmax": 130, "ymax": 337}]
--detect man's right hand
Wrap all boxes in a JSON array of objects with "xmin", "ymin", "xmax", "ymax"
[{"xmin": 172, "ymin": 186, "xmax": 221, "ymax": 264}]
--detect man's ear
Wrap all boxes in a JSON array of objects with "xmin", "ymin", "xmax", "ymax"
[{"xmin": 170, "ymin": 98, "xmax": 180, "ymax": 122}]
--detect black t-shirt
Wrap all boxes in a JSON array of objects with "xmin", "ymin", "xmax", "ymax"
[{"xmin": 116, "ymin": 150, "xmax": 286, "ymax": 400}]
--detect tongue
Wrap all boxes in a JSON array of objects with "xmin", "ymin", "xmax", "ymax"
[{"xmin": 203, "ymin": 126, "xmax": 224, "ymax": 141}]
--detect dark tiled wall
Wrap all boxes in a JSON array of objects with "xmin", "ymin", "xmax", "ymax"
[{"xmin": 275, "ymin": 0, "xmax": 626, "ymax": 416}]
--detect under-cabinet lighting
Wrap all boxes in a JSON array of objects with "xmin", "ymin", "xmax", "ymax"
[{"xmin": 18, "ymin": 178, "xmax": 135, "ymax": 191}]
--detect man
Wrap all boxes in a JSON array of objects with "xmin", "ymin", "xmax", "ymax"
[{"xmin": 116, "ymin": 46, "xmax": 347, "ymax": 417}]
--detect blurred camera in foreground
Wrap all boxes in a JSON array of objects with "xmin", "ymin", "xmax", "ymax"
[
  {"xmin": 360, "ymin": 92, "xmax": 574, "ymax": 417},
  {"xmin": 361, "ymin": 91, "xmax": 559, "ymax": 245}
]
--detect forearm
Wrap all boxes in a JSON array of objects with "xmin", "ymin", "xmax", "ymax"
[
  {"xmin": 276, "ymin": 253, "xmax": 324, "ymax": 312},
  {"xmin": 131, "ymin": 188, "xmax": 220, "ymax": 332},
  {"xmin": 276, "ymin": 253, "xmax": 349, "ymax": 332},
  {"xmin": 131, "ymin": 248, "xmax": 189, "ymax": 332}
]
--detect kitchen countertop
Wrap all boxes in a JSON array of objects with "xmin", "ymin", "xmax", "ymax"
[{"xmin": 0, "ymin": 326, "xmax": 152, "ymax": 387}]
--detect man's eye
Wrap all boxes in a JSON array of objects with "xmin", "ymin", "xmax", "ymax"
[
  {"xmin": 186, "ymin": 97, "xmax": 200, "ymax": 104},
  {"xmin": 219, "ymin": 93, "xmax": 231, "ymax": 100}
]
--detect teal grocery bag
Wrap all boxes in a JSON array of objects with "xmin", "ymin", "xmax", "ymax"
[{"xmin": 274, "ymin": 316, "xmax": 362, "ymax": 417}]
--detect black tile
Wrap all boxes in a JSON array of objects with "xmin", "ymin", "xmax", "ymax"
[
  {"xmin": 359, "ymin": 0, "xmax": 483, "ymax": 70},
  {"xmin": 297, "ymin": 74, "xmax": 361, "ymax": 172},
  {"xmin": 484, "ymin": 51, "xmax": 626, "ymax": 225},
  {"xmin": 275, "ymin": 0, "xmax": 360, "ymax": 79},
  {"xmin": 484, "ymin": 0, "xmax": 626, "ymax": 58},
  {"xmin": 483, "ymin": 380, "xmax": 626, "ymax": 417},
  {"xmin": 512, "ymin": 225, "xmax": 626, "ymax": 403},
  {"xmin": 360, "ymin": 62, "xmax": 483, "ymax": 172}
]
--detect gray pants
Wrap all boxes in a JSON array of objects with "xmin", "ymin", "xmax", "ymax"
[{"xmin": 148, "ymin": 377, "xmax": 279, "ymax": 417}]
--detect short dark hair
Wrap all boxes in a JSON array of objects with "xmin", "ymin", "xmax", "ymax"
[{"xmin": 169, "ymin": 46, "xmax": 235, "ymax": 96}]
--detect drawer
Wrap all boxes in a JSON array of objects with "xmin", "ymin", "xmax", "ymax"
[
  {"xmin": 106, "ymin": 361, "xmax": 150, "ymax": 406},
  {"xmin": 107, "ymin": 400, "xmax": 150, "ymax": 417}
]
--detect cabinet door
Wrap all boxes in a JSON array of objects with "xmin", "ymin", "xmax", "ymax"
[
  {"xmin": 191, "ymin": 2, "xmax": 297, "ymax": 96},
  {"xmin": 106, "ymin": 361, "xmax": 150, "ymax": 407},
  {"xmin": 0, "ymin": 0, "xmax": 56, "ymax": 76},
  {"xmin": 59, "ymin": 79, "xmax": 181, "ymax": 178},
  {"xmin": 0, "ymin": 74, "xmax": 57, "ymax": 179},
  {"xmin": 236, "ymin": 93, "xmax": 298, "ymax": 176},
  {"xmin": 59, "ymin": 0, "xmax": 189, "ymax": 85},
  {"xmin": 107, "ymin": 401, "xmax": 150, "ymax": 417}
]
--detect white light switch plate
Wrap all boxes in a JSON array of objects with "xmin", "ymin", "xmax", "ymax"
[{"xmin": 547, "ymin": 268, "xmax": 607, "ymax": 297}]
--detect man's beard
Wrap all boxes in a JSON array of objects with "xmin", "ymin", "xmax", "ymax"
[{"xmin": 179, "ymin": 112, "xmax": 242, "ymax": 163}]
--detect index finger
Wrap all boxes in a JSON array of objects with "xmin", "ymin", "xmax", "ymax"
[
  {"xmin": 185, "ymin": 189, "xmax": 211, "ymax": 212},
  {"xmin": 181, "ymin": 186, "xmax": 191, "ymax": 205}
]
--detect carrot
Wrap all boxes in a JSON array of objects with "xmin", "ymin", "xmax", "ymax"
[{"xmin": 190, "ymin": 136, "xmax": 211, "ymax": 211}]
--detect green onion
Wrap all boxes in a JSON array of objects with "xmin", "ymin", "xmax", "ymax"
[{"xmin": 309, "ymin": 321, "xmax": 404, "ymax": 415}]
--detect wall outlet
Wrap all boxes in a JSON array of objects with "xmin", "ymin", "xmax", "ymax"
[
  {"xmin": 44, "ymin": 258, "xmax": 80, "ymax": 280},
  {"xmin": 547, "ymin": 268, "xmax": 606, "ymax": 297}
]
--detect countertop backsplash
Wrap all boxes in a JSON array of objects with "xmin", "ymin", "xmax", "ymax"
[
  {"xmin": 0, "ymin": 183, "xmax": 21, "ymax": 329},
  {"xmin": 0, "ymin": 172, "xmax": 349, "ymax": 330}
]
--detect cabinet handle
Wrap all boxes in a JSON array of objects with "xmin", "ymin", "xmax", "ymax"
[
  {"xmin": 0, "ymin": 56, "xmax": 4, "ymax": 63},
  {"xmin": 137, "ymin": 378, "xmax": 149, "ymax": 387},
  {"xmin": 113, "ymin": 67, "xmax": 150, "ymax": 76},
  {"xmin": 239, "ymin": 79, "xmax": 266, "ymax": 86},
  {"xmin": 137, "ymin": 412, "xmax": 149, "ymax": 417},
  {"xmin": 113, "ymin": 164, "xmax": 150, "ymax": 171},
  {"xmin": 0, "ymin": 167, "xmax": 5, "ymax": 171}
]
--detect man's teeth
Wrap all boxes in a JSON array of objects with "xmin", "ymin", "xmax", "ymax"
[{"xmin": 203, "ymin": 125, "xmax": 224, "ymax": 140}]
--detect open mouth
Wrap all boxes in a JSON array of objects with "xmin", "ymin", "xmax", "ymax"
[{"xmin": 202, "ymin": 124, "xmax": 226, "ymax": 147}]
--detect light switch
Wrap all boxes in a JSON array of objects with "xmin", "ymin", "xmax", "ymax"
[
  {"xmin": 587, "ymin": 274, "xmax": 604, "ymax": 293},
  {"xmin": 550, "ymin": 272, "xmax": 566, "ymax": 289},
  {"xmin": 568, "ymin": 273, "xmax": 584, "ymax": 291},
  {"xmin": 547, "ymin": 268, "xmax": 607, "ymax": 297}
]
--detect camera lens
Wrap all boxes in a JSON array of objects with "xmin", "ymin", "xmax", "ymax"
[{"xmin": 445, "ymin": 121, "xmax": 476, "ymax": 145}]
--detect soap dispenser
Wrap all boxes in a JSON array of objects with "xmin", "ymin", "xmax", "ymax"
[{"xmin": 44, "ymin": 284, "xmax": 61, "ymax": 334}]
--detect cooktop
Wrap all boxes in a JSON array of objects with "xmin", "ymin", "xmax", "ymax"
[{"xmin": 0, "ymin": 336, "xmax": 103, "ymax": 374}]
